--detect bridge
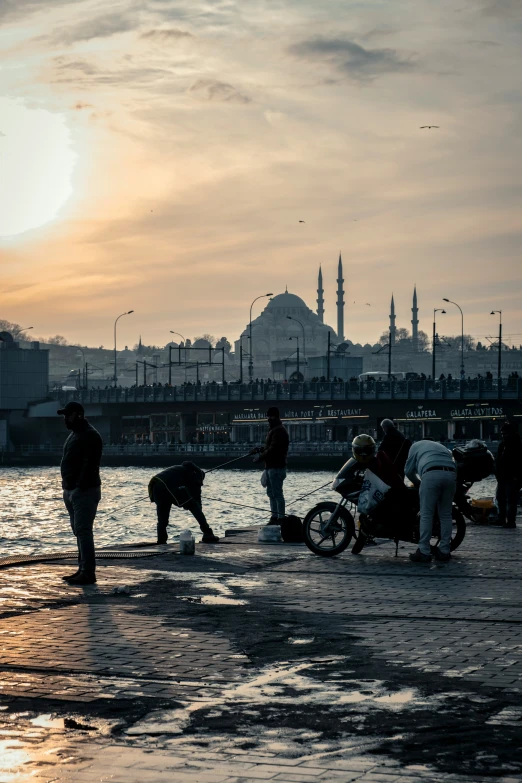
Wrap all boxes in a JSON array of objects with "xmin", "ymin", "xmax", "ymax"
[{"xmin": 57, "ymin": 377, "xmax": 521, "ymax": 406}]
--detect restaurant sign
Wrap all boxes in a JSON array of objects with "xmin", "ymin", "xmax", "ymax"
[
  {"xmin": 406, "ymin": 409, "xmax": 439, "ymax": 419},
  {"xmin": 233, "ymin": 407, "xmax": 365, "ymax": 422},
  {"xmin": 451, "ymin": 406, "xmax": 504, "ymax": 418}
]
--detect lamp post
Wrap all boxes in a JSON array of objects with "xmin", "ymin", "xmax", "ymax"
[
  {"xmin": 76, "ymin": 347, "xmax": 86, "ymax": 388},
  {"xmin": 432, "ymin": 308, "xmax": 446, "ymax": 380},
  {"xmin": 249, "ymin": 293, "xmax": 273, "ymax": 381},
  {"xmin": 169, "ymin": 331, "xmax": 186, "ymax": 386},
  {"xmin": 288, "ymin": 336, "xmax": 300, "ymax": 380},
  {"xmin": 286, "ymin": 316, "xmax": 306, "ymax": 361},
  {"xmin": 113, "ymin": 310, "xmax": 134, "ymax": 386},
  {"xmin": 443, "ymin": 298, "xmax": 465, "ymax": 378},
  {"xmin": 490, "ymin": 310, "xmax": 502, "ymax": 383},
  {"xmin": 17, "ymin": 326, "xmax": 33, "ymax": 338}
]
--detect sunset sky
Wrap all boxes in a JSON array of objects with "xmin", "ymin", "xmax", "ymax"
[{"xmin": 1, "ymin": 0, "xmax": 521, "ymax": 349}]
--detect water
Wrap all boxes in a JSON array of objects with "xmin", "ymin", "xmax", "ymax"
[{"xmin": 0, "ymin": 467, "xmax": 497, "ymax": 558}]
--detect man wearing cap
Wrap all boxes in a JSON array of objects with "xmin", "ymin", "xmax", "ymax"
[
  {"xmin": 251, "ymin": 407, "xmax": 290, "ymax": 524},
  {"xmin": 57, "ymin": 401, "xmax": 103, "ymax": 585}
]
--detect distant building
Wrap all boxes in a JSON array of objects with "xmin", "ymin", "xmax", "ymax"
[{"xmin": 0, "ymin": 333, "xmax": 49, "ymax": 450}]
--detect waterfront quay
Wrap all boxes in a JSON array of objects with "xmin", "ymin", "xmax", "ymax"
[
  {"xmin": 1, "ymin": 518, "xmax": 522, "ymax": 782},
  {"xmin": 13, "ymin": 379, "xmax": 519, "ymax": 463}
]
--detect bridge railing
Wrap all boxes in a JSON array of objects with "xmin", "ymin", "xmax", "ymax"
[{"xmin": 53, "ymin": 377, "xmax": 522, "ymax": 405}]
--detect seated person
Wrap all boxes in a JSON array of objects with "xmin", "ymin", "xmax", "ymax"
[{"xmin": 352, "ymin": 434, "xmax": 410, "ymax": 535}]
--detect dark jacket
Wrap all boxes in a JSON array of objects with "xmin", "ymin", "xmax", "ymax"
[
  {"xmin": 379, "ymin": 427, "xmax": 411, "ymax": 477},
  {"xmin": 496, "ymin": 435, "xmax": 522, "ymax": 482},
  {"xmin": 260, "ymin": 420, "xmax": 289, "ymax": 469},
  {"xmin": 61, "ymin": 419, "xmax": 103, "ymax": 491},
  {"xmin": 148, "ymin": 462, "xmax": 205, "ymax": 505}
]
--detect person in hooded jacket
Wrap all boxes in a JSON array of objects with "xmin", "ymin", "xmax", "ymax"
[
  {"xmin": 379, "ymin": 419, "xmax": 411, "ymax": 478},
  {"xmin": 148, "ymin": 462, "xmax": 219, "ymax": 544},
  {"xmin": 495, "ymin": 423, "xmax": 522, "ymax": 529}
]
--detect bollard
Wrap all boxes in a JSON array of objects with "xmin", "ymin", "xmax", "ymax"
[{"xmin": 179, "ymin": 529, "xmax": 196, "ymax": 555}]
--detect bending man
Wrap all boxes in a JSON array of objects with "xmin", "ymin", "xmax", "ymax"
[
  {"xmin": 405, "ymin": 438, "xmax": 456, "ymax": 563},
  {"xmin": 148, "ymin": 461, "xmax": 219, "ymax": 544}
]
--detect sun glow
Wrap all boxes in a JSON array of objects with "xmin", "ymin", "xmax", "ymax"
[{"xmin": 0, "ymin": 99, "xmax": 77, "ymax": 238}]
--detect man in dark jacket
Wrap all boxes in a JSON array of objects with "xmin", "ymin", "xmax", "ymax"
[
  {"xmin": 251, "ymin": 407, "xmax": 289, "ymax": 524},
  {"xmin": 496, "ymin": 423, "xmax": 522, "ymax": 529},
  {"xmin": 379, "ymin": 419, "xmax": 411, "ymax": 478},
  {"xmin": 148, "ymin": 462, "xmax": 219, "ymax": 544},
  {"xmin": 58, "ymin": 401, "xmax": 103, "ymax": 585}
]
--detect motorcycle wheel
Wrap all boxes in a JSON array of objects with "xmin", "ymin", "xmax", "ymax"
[
  {"xmin": 303, "ymin": 502, "xmax": 355, "ymax": 557},
  {"xmin": 430, "ymin": 506, "xmax": 466, "ymax": 553}
]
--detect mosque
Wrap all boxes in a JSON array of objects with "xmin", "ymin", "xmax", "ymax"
[{"xmin": 234, "ymin": 254, "xmax": 348, "ymax": 364}]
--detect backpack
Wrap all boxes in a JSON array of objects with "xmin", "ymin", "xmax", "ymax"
[{"xmin": 280, "ymin": 515, "xmax": 304, "ymax": 543}]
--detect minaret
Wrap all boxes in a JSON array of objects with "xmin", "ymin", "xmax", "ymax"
[
  {"xmin": 390, "ymin": 295, "xmax": 396, "ymax": 346},
  {"xmin": 336, "ymin": 253, "xmax": 345, "ymax": 341},
  {"xmin": 317, "ymin": 266, "xmax": 324, "ymax": 323},
  {"xmin": 411, "ymin": 285, "xmax": 419, "ymax": 352}
]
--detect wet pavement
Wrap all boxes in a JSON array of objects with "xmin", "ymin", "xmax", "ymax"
[{"xmin": 0, "ymin": 520, "xmax": 521, "ymax": 782}]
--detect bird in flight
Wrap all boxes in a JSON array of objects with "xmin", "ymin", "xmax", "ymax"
[
  {"xmin": 420, "ymin": 125, "xmax": 439, "ymax": 129},
  {"xmin": 299, "ymin": 220, "xmax": 305, "ymax": 223}
]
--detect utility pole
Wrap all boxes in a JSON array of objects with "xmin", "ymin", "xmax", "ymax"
[
  {"xmin": 491, "ymin": 310, "xmax": 502, "ymax": 383},
  {"xmin": 168, "ymin": 346, "xmax": 172, "ymax": 385},
  {"xmin": 239, "ymin": 343, "xmax": 243, "ymax": 384},
  {"xmin": 296, "ymin": 345, "xmax": 300, "ymax": 380},
  {"xmin": 433, "ymin": 308, "xmax": 446, "ymax": 379}
]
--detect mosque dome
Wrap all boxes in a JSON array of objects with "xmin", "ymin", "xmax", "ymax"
[{"xmin": 265, "ymin": 291, "xmax": 308, "ymax": 311}]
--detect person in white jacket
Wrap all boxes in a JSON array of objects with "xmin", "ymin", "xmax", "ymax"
[{"xmin": 404, "ymin": 439, "xmax": 456, "ymax": 563}]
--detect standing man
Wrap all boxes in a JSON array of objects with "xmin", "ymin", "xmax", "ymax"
[
  {"xmin": 251, "ymin": 407, "xmax": 289, "ymax": 524},
  {"xmin": 495, "ymin": 423, "xmax": 522, "ymax": 529},
  {"xmin": 58, "ymin": 401, "xmax": 103, "ymax": 585},
  {"xmin": 148, "ymin": 462, "xmax": 219, "ymax": 543},
  {"xmin": 404, "ymin": 438, "xmax": 456, "ymax": 563},
  {"xmin": 379, "ymin": 419, "xmax": 411, "ymax": 478}
]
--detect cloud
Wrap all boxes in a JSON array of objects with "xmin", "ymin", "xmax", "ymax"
[
  {"xmin": 288, "ymin": 37, "xmax": 415, "ymax": 81},
  {"xmin": 0, "ymin": 0, "xmax": 84, "ymax": 23},
  {"xmin": 140, "ymin": 28, "xmax": 193, "ymax": 41},
  {"xmin": 188, "ymin": 79, "xmax": 251, "ymax": 104},
  {"xmin": 49, "ymin": 11, "xmax": 137, "ymax": 44},
  {"xmin": 480, "ymin": 0, "xmax": 522, "ymax": 17}
]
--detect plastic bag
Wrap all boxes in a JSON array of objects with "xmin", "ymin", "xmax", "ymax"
[{"xmin": 357, "ymin": 469, "xmax": 391, "ymax": 515}]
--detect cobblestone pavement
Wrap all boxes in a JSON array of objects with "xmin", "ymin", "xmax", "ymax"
[{"xmin": 0, "ymin": 519, "xmax": 521, "ymax": 783}]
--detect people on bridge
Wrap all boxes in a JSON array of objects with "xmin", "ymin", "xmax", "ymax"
[
  {"xmin": 250, "ymin": 406, "xmax": 289, "ymax": 525},
  {"xmin": 58, "ymin": 401, "xmax": 103, "ymax": 585},
  {"xmin": 405, "ymin": 439, "xmax": 456, "ymax": 563},
  {"xmin": 495, "ymin": 423, "xmax": 522, "ymax": 530},
  {"xmin": 148, "ymin": 462, "xmax": 219, "ymax": 544},
  {"xmin": 379, "ymin": 419, "xmax": 411, "ymax": 478}
]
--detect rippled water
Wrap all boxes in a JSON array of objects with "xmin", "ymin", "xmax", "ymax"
[{"xmin": 0, "ymin": 467, "xmax": 497, "ymax": 557}]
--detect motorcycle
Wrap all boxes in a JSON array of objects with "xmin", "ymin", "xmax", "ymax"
[{"xmin": 303, "ymin": 457, "xmax": 469, "ymax": 558}]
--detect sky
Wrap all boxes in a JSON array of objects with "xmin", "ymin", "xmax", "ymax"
[{"xmin": 1, "ymin": 0, "xmax": 522, "ymax": 349}]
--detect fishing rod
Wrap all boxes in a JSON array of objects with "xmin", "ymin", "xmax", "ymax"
[{"xmin": 204, "ymin": 452, "xmax": 253, "ymax": 473}]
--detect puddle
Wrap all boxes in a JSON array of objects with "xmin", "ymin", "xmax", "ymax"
[
  {"xmin": 30, "ymin": 714, "xmax": 65, "ymax": 729},
  {"xmin": 287, "ymin": 637, "xmax": 315, "ymax": 645},
  {"xmin": 200, "ymin": 595, "xmax": 247, "ymax": 606}
]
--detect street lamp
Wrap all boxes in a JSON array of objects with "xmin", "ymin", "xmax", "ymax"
[
  {"xmin": 288, "ymin": 336, "xmax": 300, "ymax": 380},
  {"xmin": 249, "ymin": 293, "xmax": 273, "ymax": 381},
  {"xmin": 490, "ymin": 310, "xmax": 502, "ymax": 383},
  {"xmin": 76, "ymin": 347, "xmax": 86, "ymax": 389},
  {"xmin": 113, "ymin": 310, "xmax": 134, "ymax": 386},
  {"xmin": 443, "ymin": 298, "xmax": 465, "ymax": 378},
  {"xmin": 170, "ymin": 330, "xmax": 186, "ymax": 343},
  {"xmin": 286, "ymin": 316, "xmax": 306, "ymax": 361},
  {"xmin": 432, "ymin": 308, "xmax": 446, "ymax": 379},
  {"xmin": 17, "ymin": 326, "xmax": 33, "ymax": 337}
]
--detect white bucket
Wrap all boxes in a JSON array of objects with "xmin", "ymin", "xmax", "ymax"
[
  {"xmin": 258, "ymin": 525, "xmax": 282, "ymax": 543},
  {"xmin": 179, "ymin": 529, "xmax": 195, "ymax": 555}
]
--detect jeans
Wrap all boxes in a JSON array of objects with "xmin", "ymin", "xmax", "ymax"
[
  {"xmin": 63, "ymin": 486, "xmax": 101, "ymax": 574},
  {"xmin": 266, "ymin": 468, "xmax": 287, "ymax": 519},
  {"xmin": 418, "ymin": 471, "xmax": 456, "ymax": 555},
  {"xmin": 153, "ymin": 481, "xmax": 211, "ymax": 541},
  {"xmin": 496, "ymin": 479, "xmax": 520, "ymax": 526}
]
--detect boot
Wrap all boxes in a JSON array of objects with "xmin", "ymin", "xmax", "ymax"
[{"xmin": 201, "ymin": 529, "xmax": 220, "ymax": 543}]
